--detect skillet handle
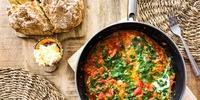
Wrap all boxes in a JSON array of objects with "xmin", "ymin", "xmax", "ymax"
[{"xmin": 128, "ymin": 0, "xmax": 137, "ymax": 21}]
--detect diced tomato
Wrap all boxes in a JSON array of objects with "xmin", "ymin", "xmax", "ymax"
[
  {"xmin": 96, "ymin": 42, "xmax": 101, "ymax": 47},
  {"xmin": 91, "ymin": 71, "xmax": 99, "ymax": 78},
  {"xmin": 125, "ymin": 59, "xmax": 131, "ymax": 63},
  {"xmin": 98, "ymin": 59, "xmax": 105, "ymax": 65},
  {"xmin": 119, "ymin": 90, "xmax": 125, "ymax": 99},
  {"xmin": 154, "ymin": 44, "xmax": 159, "ymax": 49},
  {"xmin": 146, "ymin": 84, "xmax": 153, "ymax": 91},
  {"xmin": 108, "ymin": 79, "xmax": 117, "ymax": 83},
  {"xmin": 106, "ymin": 89, "xmax": 113, "ymax": 98},
  {"xmin": 98, "ymin": 67, "xmax": 104, "ymax": 74},
  {"xmin": 84, "ymin": 64, "xmax": 100, "ymax": 78},
  {"xmin": 98, "ymin": 92, "xmax": 106, "ymax": 100},
  {"xmin": 89, "ymin": 55, "xmax": 98, "ymax": 62},
  {"xmin": 109, "ymin": 48, "xmax": 117, "ymax": 58},
  {"xmin": 133, "ymin": 87, "xmax": 142, "ymax": 96},
  {"xmin": 84, "ymin": 64, "xmax": 96, "ymax": 75},
  {"xmin": 170, "ymin": 74, "xmax": 175, "ymax": 80},
  {"xmin": 157, "ymin": 66, "xmax": 165, "ymax": 72},
  {"xmin": 149, "ymin": 97, "xmax": 154, "ymax": 100},
  {"xmin": 170, "ymin": 74, "xmax": 175, "ymax": 90},
  {"xmin": 135, "ymin": 79, "xmax": 144, "ymax": 87},
  {"xmin": 154, "ymin": 51, "xmax": 164, "ymax": 63},
  {"xmin": 97, "ymin": 78, "xmax": 103, "ymax": 82},
  {"xmin": 153, "ymin": 44, "xmax": 165, "ymax": 63},
  {"xmin": 96, "ymin": 50, "xmax": 103, "ymax": 58},
  {"xmin": 115, "ymin": 41, "xmax": 121, "ymax": 47},
  {"xmin": 105, "ymin": 37, "xmax": 120, "ymax": 51},
  {"xmin": 158, "ymin": 51, "xmax": 164, "ymax": 58},
  {"xmin": 102, "ymin": 78, "xmax": 117, "ymax": 85},
  {"xmin": 146, "ymin": 56, "xmax": 151, "ymax": 61}
]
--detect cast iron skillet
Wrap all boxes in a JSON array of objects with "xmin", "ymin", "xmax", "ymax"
[{"xmin": 76, "ymin": 0, "xmax": 186, "ymax": 100}]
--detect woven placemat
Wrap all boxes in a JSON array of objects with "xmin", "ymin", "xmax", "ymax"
[
  {"xmin": 0, "ymin": 68, "xmax": 64, "ymax": 100},
  {"xmin": 137, "ymin": 0, "xmax": 200, "ymax": 61}
]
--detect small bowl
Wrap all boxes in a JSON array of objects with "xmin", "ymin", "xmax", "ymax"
[{"xmin": 34, "ymin": 38, "xmax": 63, "ymax": 72}]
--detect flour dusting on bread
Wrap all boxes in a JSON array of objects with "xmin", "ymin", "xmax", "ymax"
[{"xmin": 7, "ymin": 0, "xmax": 84, "ymax": 35}]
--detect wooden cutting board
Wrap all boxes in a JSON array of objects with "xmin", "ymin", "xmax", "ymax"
[
  {"xmin": 68, "ymin": 46, "xmax": 197, "ymax": 100},
  {"xmin": 15, "ymin": 25, "xmax": 85, "ymax": 41}
]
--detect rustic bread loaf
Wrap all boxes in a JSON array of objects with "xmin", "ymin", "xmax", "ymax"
[
  {"xmin": 40, "ymin": 0, "xmax": 84, "ymax": 33},
  {"xmin": 8, "ymin": 0, "xmax": 53, "ymax": 35},
  {"xmin": 7, "ymin": 0, "xmax": 84, "ymax": 35}
]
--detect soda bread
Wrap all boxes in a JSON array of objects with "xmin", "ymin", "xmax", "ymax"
[{"xmin": 7, "ymin": 0, "xmax": 84, "ymax": 35}]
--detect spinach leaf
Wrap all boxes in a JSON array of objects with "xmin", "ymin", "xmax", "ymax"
[
  {"xmin": 112, "ymin": 53, "xmax": 122, "ymax": 60},
  {"xmin": 137, "ymin": 61, "xmax": 154, "ymax": 73},
  {"xmin": 124, "ymin": 93, "xmax": 136, "ymax": 100},
  {"xmin": 112, "ymin": 59, "xmax": 127, "ymax": 68},
  {"xmin": 103, "ymin": 71, "xmax": 109, "ymax": 79},
  {"xmin": 125, "ymin": 82, "xmax": 136, "ymax": 94},
  {"xmin": 127, "ymin": 64, "xmax": 133, "ymax": 70},
  {"xmin": 130, "ymin": 54, "xmax": 135, "ymax": 59},
  {"xmin": 90, "ymin": 87, "xmax": 98, "ymax": 93},
  {"xmin": 132, "ymin": 36, "xmax": 145, "ymax": 46},
  {"xmin": 90, "ymin": 87, "xmax": 102, "ymax": 94},
  {"xmin": 110, "ymin": 58, "xmax": 133, "ymax": 83},
  {"xmin": 95, "ymin": 74, "xmax": 101, "ymax": 79},
  {"xmin": 112, "ymin": 94, "xmax": 121, "ymax": 100},
  {"xmin": 132, "ymin": 36, "xmax": 146, "ymax": 55},
  {"xmin": 154, "ymin": 97, "xmax": 160, "ymax": 100},
  {"xmin": 111, "ymin": 59, "xmax": 130, "ymax": 80},
  {"xmin": 90, "ymin": 78, "xmax": 99, "ymax": 87},
  {"xmin": 130, "ymin": 54, "xmax": 136, "ymax": 62},
  {"xmin": 102, "ymin": 50, "xmax": 107, "ymax": 57},
  {"xmin": 105, "ymin": 56, "xmax": 111, "ymax": 61},
  {"xmin": 146, "ymin": 43, "xmax": 158, "ymax": 59},
  {"xmin": 98, "ymin": 45, "xmax": 107, "ymax": 58},
  {"xmin": 111, "ymin": 70, "xmax": 122, "ymax": 78},
  {"xmin": 135, "ymin": 45, "xmax": 143, "ymax": 55},
  {"xmin": 104, "ymin": 56, "xmax": 112, "ymax": 68},
  {"xmin": 139, "ymin": 73, "xmax": 153, "ymax": 83},
  {"xmin": 142, "ymin": 91, "xmax": 151, "ymax": 100},
  {"xmin": 95, "ymin": 62, "xmax": 101, "ymax": 68}
]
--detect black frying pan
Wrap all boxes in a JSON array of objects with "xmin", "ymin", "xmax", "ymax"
[{"xmin": 76, "ymin": 0, "xmax": 186, "ymax": 100}]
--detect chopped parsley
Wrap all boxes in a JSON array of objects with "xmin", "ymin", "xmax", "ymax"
[{"xmin": 84, "ymin": 31, "xmax": 175, "ymax": 100}]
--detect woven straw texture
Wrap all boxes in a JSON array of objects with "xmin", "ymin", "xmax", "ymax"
[
  {"xmin": 0, "ymin": 68, "xmax": 64, "ymax": 100},
  {"xmin": 137, "ymin": 0, "xmax": 200, "ymax": 61}
]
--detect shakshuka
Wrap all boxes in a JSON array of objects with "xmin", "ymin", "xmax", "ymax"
[{"xmin": 84, "ymin": 30, "xmax": 175, "ymax": 100}]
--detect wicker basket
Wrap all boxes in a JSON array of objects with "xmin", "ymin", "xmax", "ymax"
[
  {"xmin": 0, "ymin": 68, "xmax": 64, "ymax": 100},
  {"xmin": 137, "ymin": 0, "xmax": 200, "ymax": 61}
]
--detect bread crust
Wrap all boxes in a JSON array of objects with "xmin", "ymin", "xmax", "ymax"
[
  {"xmin": 8, "ymin": 1, "xmax": 53, "ymax": 35},
  {"xmin": 8, "ymin": 0, "xmax": 84, "ymax": 35},
  {"xmin": 40, "ymin": 0, "xmax": 84, "ymax": 33}
]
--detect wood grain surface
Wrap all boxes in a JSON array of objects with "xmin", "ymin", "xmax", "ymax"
[{"xmin": 0, "ymin": 0, "xmax": 200, "ymax": 99}]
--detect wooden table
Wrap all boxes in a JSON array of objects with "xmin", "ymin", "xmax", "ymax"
[{"xmin": 0, "ymin": 0, "xmax": 199, "ymax": 99}]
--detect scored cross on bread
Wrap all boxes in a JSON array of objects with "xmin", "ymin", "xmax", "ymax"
[
  {"xmin": 7, "ymin": 0, "xmax": 84, "ymax": 35},
  {"xmin": 8, "ymin": 0, "xmax": 53, "ymax": 35},
  {"xmin": 40, "ymin": 0, "xmax": 84, "ymax": 33}
]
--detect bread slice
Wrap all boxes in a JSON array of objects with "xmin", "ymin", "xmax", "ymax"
[
  {"xmin": 8, "ymin": 0, "xmax": 53, "ymax": 35},
  {"xmin": 40, "ymin": 0, "xmax": 84, "ymax": 33}
]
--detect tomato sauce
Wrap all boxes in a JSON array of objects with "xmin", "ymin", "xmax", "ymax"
[{"xmin": 84, "ymin": 30, "xmax": 175, "ymax": 100}]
